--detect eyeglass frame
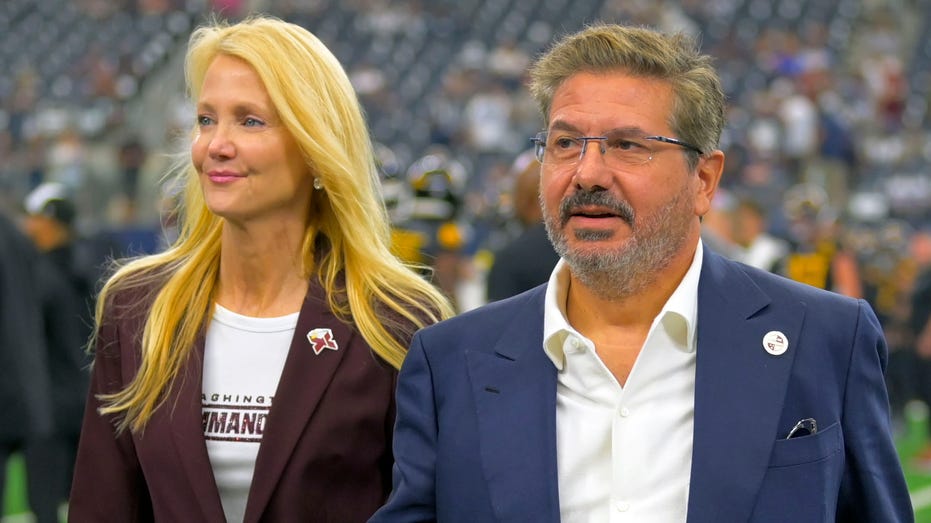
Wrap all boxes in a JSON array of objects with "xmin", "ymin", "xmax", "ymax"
[{"xmin": 529, "ymin": 130, "xmax": 704, "ymax": 166}]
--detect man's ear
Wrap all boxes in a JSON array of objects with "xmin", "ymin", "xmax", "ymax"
[{"xmin": 694, "ymin": 150, "xmax": 725, "ymax": 217}]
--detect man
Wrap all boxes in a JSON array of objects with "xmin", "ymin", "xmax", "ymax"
[
  {"xmin": 403, "ymin": 145, "xmax": 473, "ymax": 309},
  {"xmin": 0, "ymin": 210, "xmax": 53, "ymax": 522},
  {"xmin": 732, "ymin": 195, "xmax": 789, "ymax": 273},
  {"xmin": 486, "ymin": 149, "xmax": 560, "ymax": 302},
  {"xmin": 907, "ymin": 228, "xmax": 931, "ymax": 468},
  {"xmin": 371, "ymin": 24, "xmax": 912, "ymax": 522},
  {"xmin": 21, "ymin": 183, "xmax": 96, "ymax": 520},
  {"xmin": 776, "ymin": 182, "xmax": 863, "ymax": 299}
]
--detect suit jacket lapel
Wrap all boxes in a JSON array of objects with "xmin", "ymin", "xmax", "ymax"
[
  {"xmin": 687, "ymin": 252, "xmax": 805, "ymax": 522},
  {"xmin": 166, "ymin": 334, "xmax": 227, "ymax": 522},
  {"xmin": 244, "ymin": 280, "xmax": 351, "ymax": 522},
  {"xmin": 466, "ymin": 289, "xmax": 561, "ymax": 523}
]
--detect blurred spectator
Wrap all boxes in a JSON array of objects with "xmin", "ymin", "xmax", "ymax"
[
  {"xmin": 732, "ymin": 196, "xmax": 789, "ymax": 272},
  {"xmin": 853, "ymin": 220, "xmax": 922, "ymax": 422},
  {"xmin": 375, "ymin": 142, "xmax": 423, "ymax": 266},
  {"xmin": 744, "ymin": 90, "xmax": 784, "ymax": 162},
  {"xmin": 907, "ymin": 228, "xmax": 931, "ymax": 467},
  {"xmin": 855, "ymin": 220, "xmax": 916, "ymax": 331},
  {"xmin": 700, "ymin": 188, "xmax": 740, "ymax": 260},
  {"xmin": 405, "ymin": 145, "xmax": 473, "ymax": 309},
  {"xmin": 486, "ymin": 150, "xmax": 558, "ymax": 302},
  {"xmin": 0, "ymin": 211, "xmax": 54, "ymax": 523},
  {"xmin": 7, "ymin": 68, "xmax": 40, "ymax": 147},
  {"xmin": 45, "ymin": 128, "xmax": 88, "ymax": 192},
  {"xmin": 776, "ymin": 183, "xmax": 863, "ymax": 298},
  {"xmin": 359, "ymin": 0, "xmax": 416, "ymax": 35},
  {"xmin": 21, "ymin": 183, "xmax": 97, "ymax": 521},
  {"xmin": 425, "ymin": 69, "xmax": 471, "ymax": 146},
  {"xmin": 487, "ymin": 39, "xmax": 531, "ymax": 89},
  {"xmin": 734, "ymin": 158, "xmax": 792, "ymax": 237},
  {"xmin": 22, "ymin": 181, "xmax": 102, "ymax": 306},
  {"xmin": 776, "ymin": 78, "xmax": 818, "ymax": 182},
  {"xmin": 462, "ymin": 78, "xmax": 517, "ymax": 154},
  {"xmin": 117, "ymin": 137, "xmax": 147, "ymax": 207}
]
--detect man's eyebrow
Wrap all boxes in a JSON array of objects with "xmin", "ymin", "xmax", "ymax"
[
  {"xmin": 603, "ymin": 126, "xmax": 648, "ymax": 136},
  {"xmin": 548, "ymin": 120, "xmax": 582, "ymax": 133},
  {"xmin": 548, "ymin": 122, "xmax": 650, "ymax": 136}
]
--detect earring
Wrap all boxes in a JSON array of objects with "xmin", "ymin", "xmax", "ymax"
[{"xmin": 313, "ymin": 178, "xmax": 323, "ymax": 190}]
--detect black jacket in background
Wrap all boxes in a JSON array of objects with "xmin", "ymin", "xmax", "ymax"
[
  {"xmin": 486, "ymin": 222, "xmax": 560, "ymax": 303},
  {"xmin": 0, "ymin": 213, "xmax": 52, "ymax": 442}
]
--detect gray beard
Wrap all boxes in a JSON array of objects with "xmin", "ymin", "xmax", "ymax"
[{"xmin": 543, "ymin": 187, "xmax": 693, "ymax": 301}]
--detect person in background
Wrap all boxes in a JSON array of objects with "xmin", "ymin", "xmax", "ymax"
[
  {"xmin": 699, "ymin": 187, "xmax": 741, "ymax": 260},
  {"xmin": 0, "ymin": 211, "xmax": 54, "ymax": 523},
  {"xmin": 69, "ymin": 16, "xmax": 452, "ymax": 523},
  {"xmin": 20, "ymin": 183, "xmax": 94, "ymax": 522},
  {"xmin": 731, "ymin": 195, "xmax": 789, "ymax": 272},
  {"xmin": 485, "ymin": 149, "xmax": 559, "ymax": 302},
  {"xmin": 373, "ymin": 23, "xmax": 911, "ymax": 522},
  {"xmin": 115, "ymin": 137, "xmax": 148, "ymax": 221},
  {"xmin": 777, "ymin": 182, "xmax": 863, "ymax": 298},
  {"xmin": 374, "ymin": 142, "xmax": 423, "ymax": 268},
  {"xmin": 404, "ymin": 145, "xmax": 473, "ymax": 309},
  {"xmin": 906, "ymin": 227, "xmax": 931, "ymax": 468}
]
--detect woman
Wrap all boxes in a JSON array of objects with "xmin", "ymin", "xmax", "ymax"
[{"xmin": 69, "ymin": 16, "xmax": 453, "ymax": 522}]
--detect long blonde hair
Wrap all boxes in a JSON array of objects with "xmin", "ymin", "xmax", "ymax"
[{"xmin": 95, "ymin": 15, "xmax": 453, "ymax": 434}]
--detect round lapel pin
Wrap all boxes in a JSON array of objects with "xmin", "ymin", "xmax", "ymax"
[{"xmin": 762, "ymin": 330, "xmax": 789, "ymax": 356}]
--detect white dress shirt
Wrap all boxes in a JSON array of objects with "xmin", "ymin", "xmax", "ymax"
[{"xmin": 542, "ymin": 241, "xmax": 703, "ymax": 523}]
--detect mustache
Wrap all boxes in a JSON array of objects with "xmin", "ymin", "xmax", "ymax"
[{"xmin": 559, "ymin": 190, "xmax": 635, "ymax": 226}]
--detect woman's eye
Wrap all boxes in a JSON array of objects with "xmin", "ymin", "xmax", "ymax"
[
  {"xmin": 243, "ymin": 117, "xmax": 264, "ymax": 127},
  {"xmin": 197, "ymin": 115, "xmax": 214, "ymax": 126}
]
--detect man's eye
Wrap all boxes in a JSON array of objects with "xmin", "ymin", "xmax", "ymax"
[
  {"xmin": 553, "ymin": 137, "xmax": 578, "ymax": 149},
  {"xmin": 197, "ymin": 115, "xmax": 214, "ymax": 126},
  {"xmin": 608, "ymin": 138, "xmax": 644, "ymax": 151}
]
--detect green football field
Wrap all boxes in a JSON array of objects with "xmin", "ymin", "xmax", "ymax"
[
  {"xmin": 2, "ymin": 454, "xmax": 31, "ymax": 522},
  {"xmin": 898, "ymin": 402, "xmax": 931, "ymax": 522},
  {"xmin": 5, "ymin": 429, "xmax": 931, "ymax": 522}
]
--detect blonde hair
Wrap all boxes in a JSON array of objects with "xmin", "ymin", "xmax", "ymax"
[
  {"xmin": 528, "ymin": 23, "xmax": 726, "ymax": 166},
  {"xmin": 95, "ymin": 15, "xmax": 453, "ymax": 433}
]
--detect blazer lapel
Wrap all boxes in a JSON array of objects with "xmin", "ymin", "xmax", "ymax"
[
  {"xmin": 166, "ymin": 335, "xmax": 228, "ymax": 522},
  {"xmin": 687, "ymin": 252, "xmax": 805, "ymax": 522},
  {"xmin": 243, "ymin": 281, "xmax": 351, "ymax": 522},
  {"xmin": 465, "ymin": 289, "xmax": 561, "ymax": 523}
]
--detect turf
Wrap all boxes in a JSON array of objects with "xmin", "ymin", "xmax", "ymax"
[{"xmin": 4, "ymin": 437, "xmax": 931, "ymax": 521}]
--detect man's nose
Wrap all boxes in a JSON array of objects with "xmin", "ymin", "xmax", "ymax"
[{"xmin": 574, "ymin": 138, "xmax": 611, "ymax": 191}]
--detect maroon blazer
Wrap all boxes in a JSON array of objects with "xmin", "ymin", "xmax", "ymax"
[{"xmin": 69, "ymin": 278, "xmax": 398, "ymax": 522}]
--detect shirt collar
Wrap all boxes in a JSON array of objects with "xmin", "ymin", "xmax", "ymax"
[
  {"xmin": 543, "ymin": 258, "xmax": 573, "ymax": 370},
  {"xmin": 542, "ymin": 240, "xmax": 704, "ymax": 370}
]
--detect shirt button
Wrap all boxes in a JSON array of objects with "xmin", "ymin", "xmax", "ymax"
[
  {"xmin": 619, "ymin": 407, "xmax": 630, "ymax": 417},
  {"xmin": 615, "ymin": 501, "xmax": 631, "ymax": 512}
]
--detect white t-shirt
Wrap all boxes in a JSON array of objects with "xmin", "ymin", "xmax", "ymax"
[{"xmin": 202, "ymin": 304, "xmax": 296, "ymax": 523}]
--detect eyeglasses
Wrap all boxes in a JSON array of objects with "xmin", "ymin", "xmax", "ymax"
[{"xmin": 530, "ymin": 130, "xmax": 704, "ymax": 167}]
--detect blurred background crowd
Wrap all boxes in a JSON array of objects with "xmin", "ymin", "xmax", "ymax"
[{"xmin": 2, "ymin": 0, "xmax": 931, "ymax": 519}]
